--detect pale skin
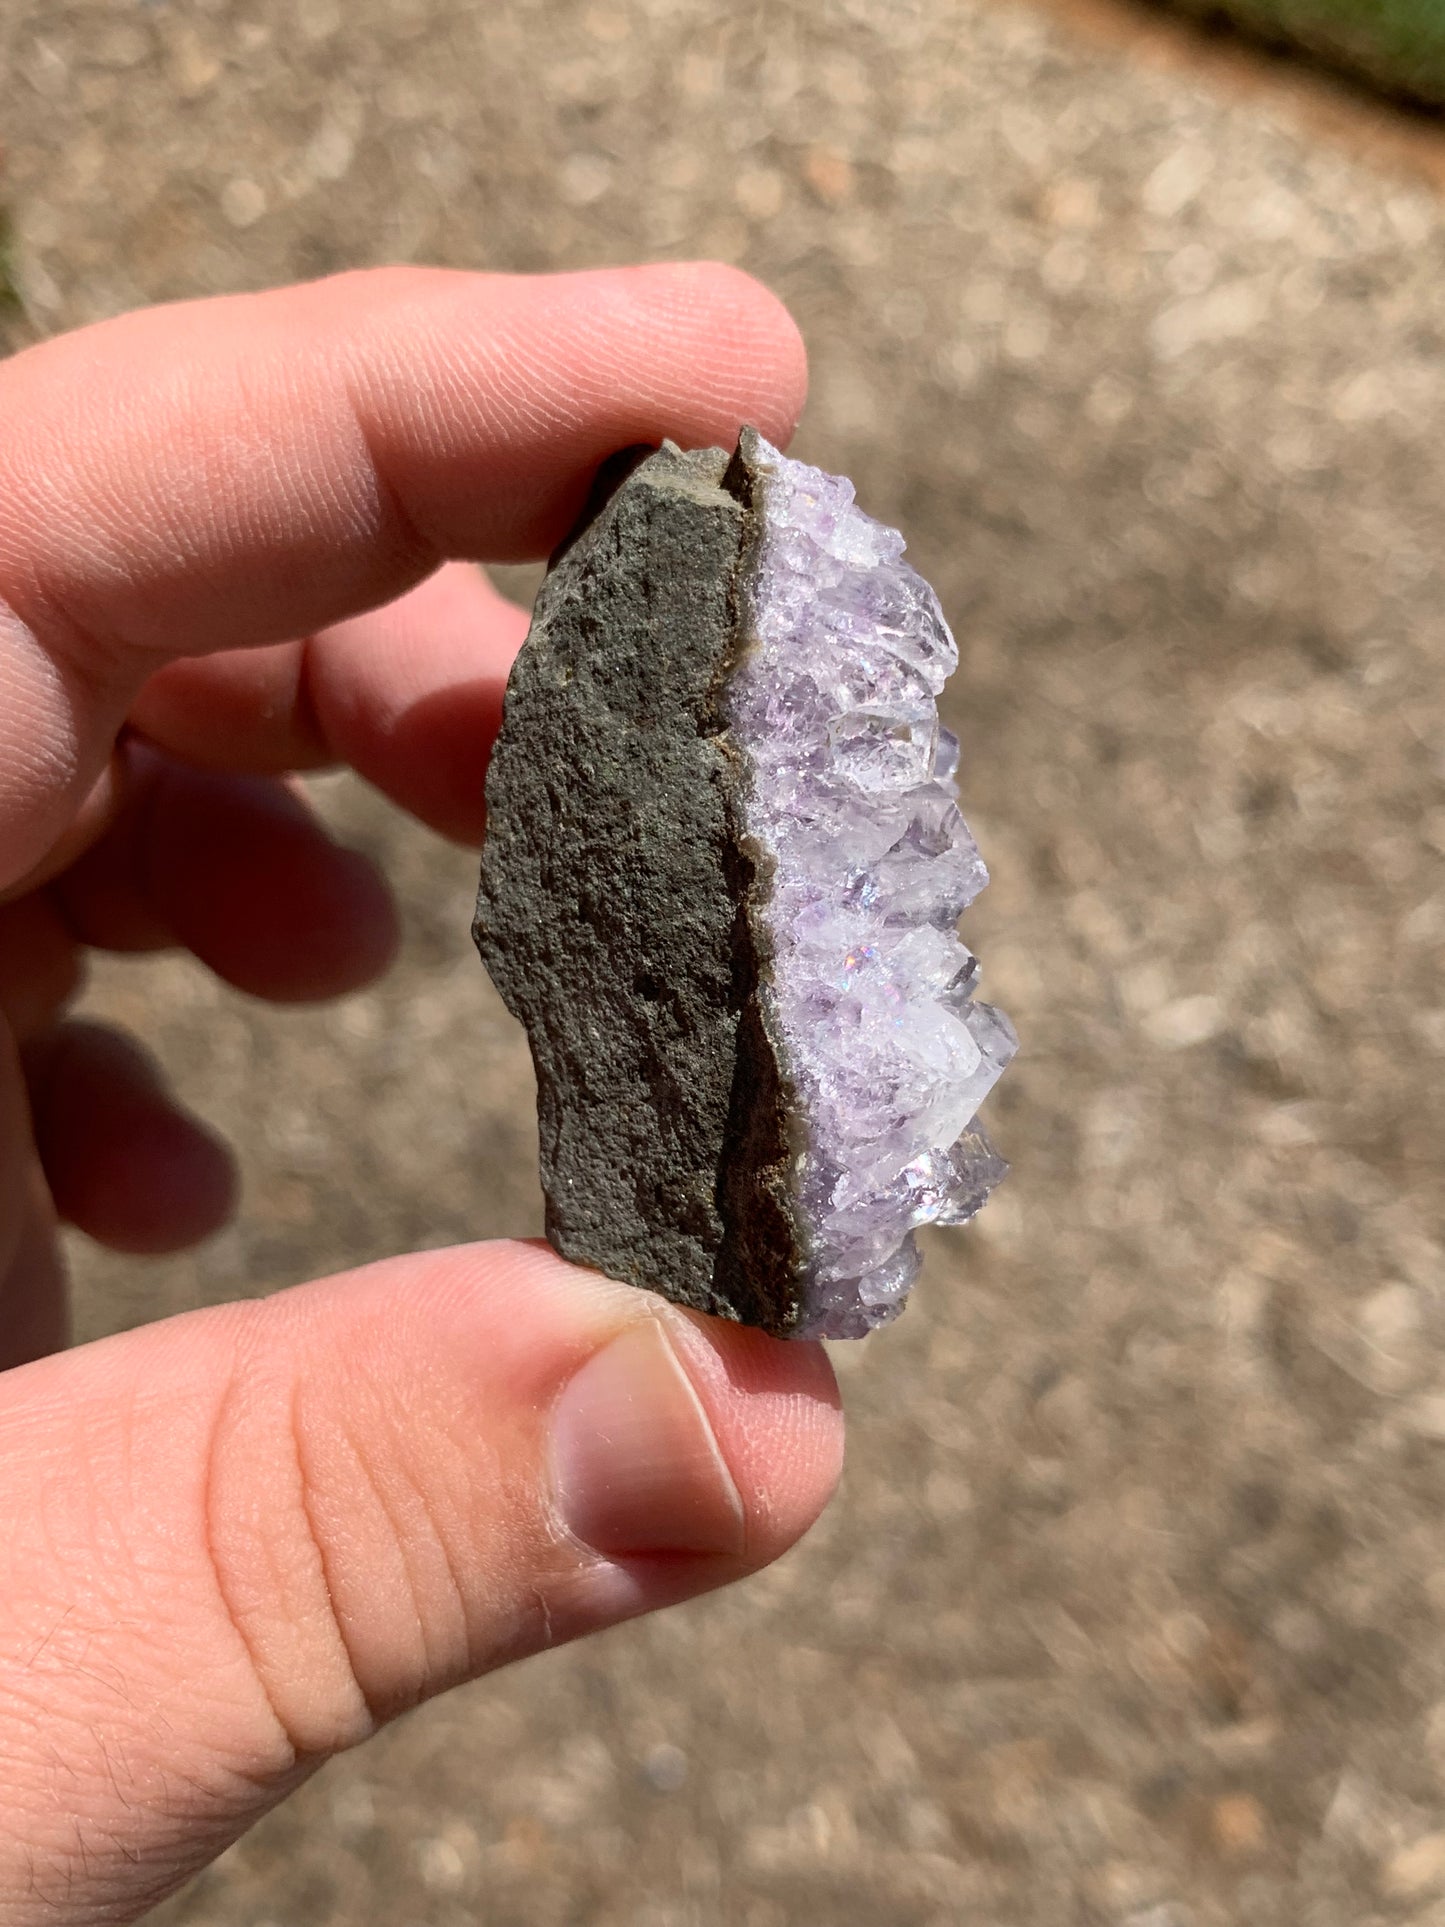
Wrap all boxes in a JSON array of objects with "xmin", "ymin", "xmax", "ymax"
[{"xmin": 0, "ymin": 262, "xmax": 844, "ymax": 1924}]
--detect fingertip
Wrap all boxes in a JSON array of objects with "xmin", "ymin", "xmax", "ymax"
[
  {"xmin": 128, "ymin": 641, "xmax": 328, "ymax": 777},
  {"xmin": 294, "ymin": 839, "xmax": 402, "ymax": 998},
  {"xmin": 128, "ymin": 562, "xmax": 529, "ymax": 809},
  {"xmin": 305, "ymin": 561, "xmax": 525, "ymax": 844},
  {"xmin": 300, "ymin": 1239, "xmax": 845, "ymax": 1573},
  {"xmin": 29, "ymin": 1020, "xmax": 239, "ymax": 1254},
  {"xmin": 102, "ymin": 1106, "xmax": 239, "ymax": 1256},
  {"xmin": 661, "ymin": 1311, "xmax": 845, "ymax": 1566},
  {"xmin": 0, "ymin": 896, "xmax": 85, "ymax": 1042},
  {"xmin": 144, "ymin": 767, "xmax": 402, "ymax": 1002},
  {"xmin": 621, "ymin": 260, "xmax": 809, "ymax": 448},
  {"xmin": 694, "ymin": 261, "xmax": 810, "ymax": 445}
]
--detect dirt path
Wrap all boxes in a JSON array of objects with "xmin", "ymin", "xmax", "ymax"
[{"xmin": 5, "ymin": 0, "xmax": 1445, "ymax": 1920}]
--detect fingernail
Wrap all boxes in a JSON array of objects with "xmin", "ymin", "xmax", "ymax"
[{"xmin": 550, "ymin": 1318, "xmax": 747, "ymax": 1558}]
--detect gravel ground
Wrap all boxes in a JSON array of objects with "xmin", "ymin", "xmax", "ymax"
[{"xmin": 5, "ymin": 2, "xmax": 1445, "ymax": 1922}]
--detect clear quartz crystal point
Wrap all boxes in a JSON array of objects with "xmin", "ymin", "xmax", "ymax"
[{"xmin": 730, "ymin": 437, "xmax": 1016, "ymax": 1339}]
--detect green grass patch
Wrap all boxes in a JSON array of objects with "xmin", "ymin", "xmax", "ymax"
[{"xmin": 1160, "ymin": 0, "xmax": 1445, "ymax": 105}]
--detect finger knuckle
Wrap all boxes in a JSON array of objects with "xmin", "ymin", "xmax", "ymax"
[{"xmin": 201, "ymin": 1341, "xmax": 476, "ymax": 1759}]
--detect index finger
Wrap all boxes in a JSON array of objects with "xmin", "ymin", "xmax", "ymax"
[{"xmin": 0, "ymin": 262, "xmax": 807, "ymax": 887}]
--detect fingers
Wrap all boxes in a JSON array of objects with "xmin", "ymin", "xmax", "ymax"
[
  {"xmin": 27, "ymin": 1020, "xmax": 237, "ymax": 1254},
  {"xmin": 1, "ymin": 745, "xmax": 396, "ymax": 1271},
  {"xmin": 130, "ymin": 563, "xmax": 528, "ymax": 843},
  {"xmin": 0, "ymin": 751, "xmax": 126, "ymax": 902},
  {"xmin": 0, "ymin": 1018, "xmax": 69, "ymax": 1367},
  {"xmin": 0, "ymin": 895, "xmax": 84, "ymax": 1042},
  {"xmin": 0, "ymin": 263, "xmax": 808, "ymax": 887},
  {"xmin": 53, "ymin": 744, "xmax": 400, "ymax": 1000},
  {"xmin": 0, "ymin": 1243, "xmax": 843, "ymax": 1918},
  {"xmin": 0, "ymin": 1166, "xmax": 67, "ymax": 1369}
]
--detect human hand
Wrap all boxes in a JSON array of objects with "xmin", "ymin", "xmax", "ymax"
[{"xmin": 0, "ymin": 264, "xmax": 841, "ymax": 1923}]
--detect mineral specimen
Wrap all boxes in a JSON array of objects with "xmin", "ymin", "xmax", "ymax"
[{"xmin": 474, "ymin": 429, "xmax": 1015, "ymax": 1338}]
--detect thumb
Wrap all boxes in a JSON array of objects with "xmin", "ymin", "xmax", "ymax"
[{"xmin": 0, "ymin": 1242, "xmax": 842, "ymax": 1922}]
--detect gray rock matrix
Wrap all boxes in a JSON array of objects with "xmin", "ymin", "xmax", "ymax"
[
  {"xmin": 474, "ymin": 430, "xmax": 1008, "ymax": 1337},
  {"xmin": 474, "ymin": 437, "xmax": 801, "ymax": 1332}
]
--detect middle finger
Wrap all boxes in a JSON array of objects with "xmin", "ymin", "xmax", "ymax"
[{"xmin": 51, "ymin": 742, "xmax": 400, "ymax": 1003}]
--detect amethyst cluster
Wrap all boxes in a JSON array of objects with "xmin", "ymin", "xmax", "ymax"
[
  {"xmin": 475, "ymin": 429, "xmax": 1014, "ymax": 1338},
  {"xmin": 729, "ymin": 436, "xmax": 1015, "ymax": 1335}
]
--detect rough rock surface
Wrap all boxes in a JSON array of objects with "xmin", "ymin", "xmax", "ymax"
[
  {"xmin": 473, "ymin": 441, "xmax": 808, "ymax": 1334},
  {"xmin": 476, "ymin": 433, "xmax": 1009, "ymax": 1337}
]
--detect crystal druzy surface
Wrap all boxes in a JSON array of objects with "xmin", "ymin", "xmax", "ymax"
[
  {"xmin": 730, "ymin": 435, "xmax": 1015, "ymax": 1337},
  {"xmin": 474, "ymin": 431, "xmax": 1014, "ymax": 1339}
]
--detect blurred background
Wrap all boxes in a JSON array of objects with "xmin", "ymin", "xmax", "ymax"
[
  {"xmin": 1154, "ymin": 0, "xmax": 1445, "ymax": 109},
  {"xmin": 5, "ymin": 0, "xmax": 1445, "ymax": 1921}
]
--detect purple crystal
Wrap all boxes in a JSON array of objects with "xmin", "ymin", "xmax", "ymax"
[
  {"xmin": 730, "ymin": 438, "xmax": 1016, "ymax": 1338},
  {"xmin": 477, "ymin": 432, "xmax": 1014, "ymax": 1341}
]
